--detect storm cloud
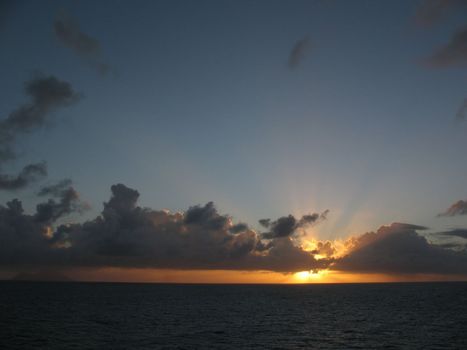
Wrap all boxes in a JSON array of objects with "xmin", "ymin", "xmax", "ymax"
[
  {"xmin": 0, "ymin": 75, "xmax": 79, "ymax": 190},
  {"xmin": 54, "ymin": 11, "xmax": 112, "ymax": 76},
  {"xmin": 288, "ymin": 36, "xmax": 311, "ymax": 69}
]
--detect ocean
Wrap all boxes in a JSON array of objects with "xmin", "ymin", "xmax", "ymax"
[{"xmin": 1, "ymin": 282, "xmax": 466, "ymax": 349}]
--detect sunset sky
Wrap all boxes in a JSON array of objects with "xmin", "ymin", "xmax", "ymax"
[{"xmin": 0, "ymin": 0, "xmax": 467, "ymax": 283}]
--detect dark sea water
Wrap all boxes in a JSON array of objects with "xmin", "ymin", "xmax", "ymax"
[{"xmin": 1, "ymin": 282, "xmax": 467, "ymax": 349}]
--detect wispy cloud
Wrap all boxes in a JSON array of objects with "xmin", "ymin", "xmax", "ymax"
[
  {"xmin": 288, "ymin": 36, "xmax": 312, "ymax": 69},
  {"xmin": 54, "ymin": 11, "xmax": 113, "ymax": 76},
  {"xmin": 0, "ymin": 74, "xmax": 80, "ymax": 190},
  {"xmin": 425, "ymin": 26, "xmax": 467, "ymax": 68}
]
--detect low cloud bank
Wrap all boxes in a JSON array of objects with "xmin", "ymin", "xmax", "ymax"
[{"xmin": 1, "ymin": 184, "xmax": 466, "ymax": 276}]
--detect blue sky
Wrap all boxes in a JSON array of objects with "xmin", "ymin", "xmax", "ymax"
[{"xmin": 1, "ymin": 0, "xmax": 466, "ymax": 242}]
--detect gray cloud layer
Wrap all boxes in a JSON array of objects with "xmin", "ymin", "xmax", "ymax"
[
  {"xmin": 0, "ymin": 75, "xmax": 79, "ymax": 190},
  {"xmin": 54, "ymin": 12, "xmax": 112, "ymax": 76},
  {"xmin": 0, "ymin": 184, "xmax": 466, "ymax": 276}
]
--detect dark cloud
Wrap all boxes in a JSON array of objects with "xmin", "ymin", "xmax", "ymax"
[
  {"xmin": 311, "ymin": 241, "xmax": 336, "ymax": 258},
  {"xmin": 288, "ymin": 36, "xmax": 311, "ymax": 69},
  {"xmin": 438, "ymin": 228, "xmax": 467, "ymax": 239},
  {"xmin": 37, "ymin": 178, "xmax": 73, "ymax": 197},
  {"xmin": 54, "ymin": 11, "xmax": 112, "ymax": 76},
  {"xmin": 0, "ymin": 183, "xmax": 329, "ymax": 272},
  {"xmin": 261, "ymin": 211, "xmax": 328, "ymax": 239},
  {"xmin": 1, "ymin": 184, "xmax": 467, "ymax": 276},
  {"xmin": 438, "ymin": 200, "xmax": 467, "ymax": 216},
  {"xmin": 0, "ymin": 75, "xmax": 79, "ymax": 191},
  {"xmin": 333, "ymin": 223, "xmax": 467, "ymax": 274},
  {"xmin": 0, "ymin": 162, "xmax": 46, "ymax": 190},
  {"xmin": 184, "ymin": 201, "xmax": 230, "ymax": 231},
  {"xmin": 35, "ymin": 179, "xmax": 89, "ymax": 224},
  {"xmin": 426, "ymin": 26, "xmax": 467, "ymax": 67},
  {"xmin": 415, "ymin": 0, "xmax": 467, "ymax": 27},
  {"xmin": 1, "ymin": 75, "xmax": 79, "ymax": 137},
  {"xmin": 229, "ymin": 223, "xmax": 249, "ymax": 234}
]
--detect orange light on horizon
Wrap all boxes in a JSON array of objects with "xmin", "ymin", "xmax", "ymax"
[{"xmin": 32, "ymin": 267, "xmax": 467, "ymax": 285}]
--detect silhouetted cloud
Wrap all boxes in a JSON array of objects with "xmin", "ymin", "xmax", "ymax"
[
  {"xmin": 288, "ymin": 36, "xmax": 311, "ymax": 69},
  {"xmin": 0, "ymin": 183, "xmax": 330, "ymax": 272},
  {"xmin": 54, "ymin": 11, "xmax": 112, "ymax": 76},
  {"xmin": 1, "ymin": 184, "xmax": 466, "ymax": 276},
  {"xmin": 261, "ymin": 211, "xmax": 328, "ymax": 239},
  {"xmin": 0, "ymin": 74, "xmax": 79, "ymax": 191},
  {"xmin": 334, "ymin": 223, "xmax": 467, "ymax": 274},
  {"xmin": 426, "ymin": 26, "xmax": 467, "ymax": 67},
  {"xmin": 438, "ymin": 200, "xmax": 467, "ymax": 216},
  {"xmin": 311, "ymin": 241, "xmax": 336, "ymax": 258},
  {"xmin": 36, "ymin": 179, "xmax": 89, "ymax": 224},
  {"xmin": 415, "ymin": 0, "xmax": 467, "ymax": 27},
  {"xmin": 438, "ymin": 228, "xmax": 467, "ymax": 239},
  {"xmin": 1, "ymin": 75, "xmax": 79, "ymax": 136}
]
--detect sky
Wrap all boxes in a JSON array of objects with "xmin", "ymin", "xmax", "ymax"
[{"xmin": 0, "ymin": 0, "xmax": 467, "ymax": 283}]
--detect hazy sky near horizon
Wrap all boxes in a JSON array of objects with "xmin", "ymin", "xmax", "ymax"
[{"xmin": 1, "ymin": 0, "xmax": 467, "ymax": 281}]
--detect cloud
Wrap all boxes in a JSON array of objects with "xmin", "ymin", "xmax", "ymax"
[
  {"xmin": 415, "ymin": 0, "xmax": 467, "ymax": 27},
  {"xmin": 1, "ymin": 75, "xmax": 79, "ymax": 136},
  {"xmin": 1, "ymin": 184, "xmax": 466, "ymax": 276},
  {"xmin": 438, "ymin": 200, "xmax": 467, "ymax": 216},
  {"xmin": 333, "ymin": 223, "xmax": 467, "ymax": 274},
  {"xmin": 0, "ymin": 162, "xmax": 47, "ymax": 190},
  {"xmin": 456, "ymin": 98, "xmax": 467, "ymax": 119},
  {"xmin": 260, "ymin": 210, "xmax": 328, "ymax": 239},
  {"xmin": 54, "ymin": 11, "xmax": 112, "ymax": 76},
  {"xmin": 426, "ymin": 26, "xmax": 467, "ymax": 67},
  {"xmin": 0, "ymin": 74, "xmax": 79, "ymax": 191},
  {"xmin": 438, "ymin": 228, "xmax": 467, "ymax": 239},
  {"xmin": 35, "ymin": 179, "xmax": 89, "ymax": 224},
  {"xmin": 288, "ymin": 36, "xmax": 311, "ymax": 69},
  {"xmin": 0, "ymin": 183, "xmax": 330, "ymax": 272}
]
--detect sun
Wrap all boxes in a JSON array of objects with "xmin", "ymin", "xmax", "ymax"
[{"xmin": 294, "ymin": 270, "xmax": 326, "ymax": 282}]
